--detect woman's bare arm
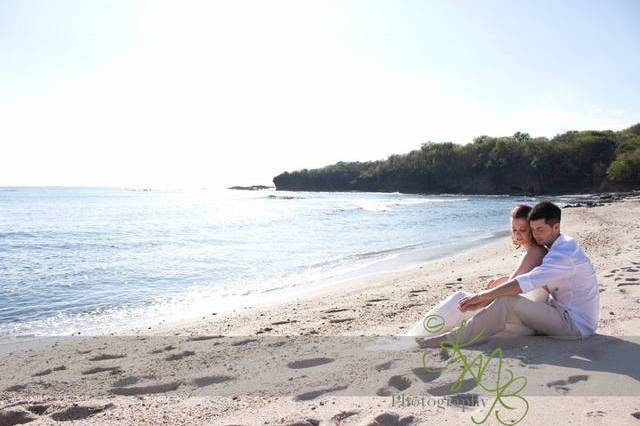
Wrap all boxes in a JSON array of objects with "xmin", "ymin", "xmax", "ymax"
[
  {"xmin": 510, "ymin": 246, "xmax": 550, "ymax": 293},
  {"xmin": 509, "ymin": 248, "xmax": 542, "ymax": 279},
  {"xmin": 485, "ymin": 247, "xmax": 544, "ymax": 290},
  {"xmin": 461, "ymin": 246, "xmax": 552, "ymax": 312}
]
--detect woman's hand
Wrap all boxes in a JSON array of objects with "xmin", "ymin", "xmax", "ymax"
[
  {"xmin": 458, "ymin": 291, "xmax": 493, "ymax": 312},
  {"xmin": 485, "ymin": 276, "xmax": 508, "ymax": 290},
  {"xmin": 485, "ymin": 279, "xmax": 499, "ymax": 289}
]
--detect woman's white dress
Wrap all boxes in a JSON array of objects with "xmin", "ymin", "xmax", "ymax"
[{"xmin": 403, "ymin": 252, "xmax": 550, "ymax": 339}]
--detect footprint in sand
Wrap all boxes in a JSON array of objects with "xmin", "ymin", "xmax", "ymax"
[
  {"xmin": 110, "ymin": 381, "xmax": 182, "ymax": 396},
  {"xmin": 5, "ymin": 384, "xmax": 27, "ymax": 392},
  {"xmin": 287, "ymin": 357, "xmax": 335, "ymax": 369},
  {"xmin": 3, "ymin": 402, "xmax": 114, "ymax": 423},
  {"xmin": 366, "ymin": 412, "xmax": 416, "ymax": 426},
  {"xmin": 402, "ymin": 303, "xmax": 421, "ymax": 309},
  {"xmin": 49, "ymin": 403, "xmax": 114, "ymax": 422},
  {"xmin": 324, "ymin": 308, "xmax": 350, "ymax": 314},
  {"xmin": 375, "ymin": 360, "xmax": 394, "ymax": 371},
  {"xmin": 546, "ymin": 374, "xmax": 589, "ymax": 394},
  {"xmin": 31, "ymin": 365, "xmax": 66, "ymax": 377},
  {"xmin": 411, "ymin": 367, "xmax": 441, "ymax": 383},
  {"xmin": 26, "ymin": 404, "xmax": 50, "ymax": 415},
  {"xmin": 610, "ymin": 266, "xmax": 639, "ymax": 287},
  {"xmin": 165, "ymin": 350, "xmax": 195, "ymax": 361},
  {"xmin": 89, "ymin": 354, "xmax": 126, "ymax": 361},
  {"xmin": 272, "ymin": 319, "xmax": 298, "ymax": 326},
  {"xmin": 388, "ymin": 375, "xmax": 412, "ymax": 391},
  {"xmin": 375, "ymin": 374, "xmax": 413, "ymax": 396},
  {"xmin": 285, "ymin": 419, "xmax": 321, "ymax": 426},
  {"xmin": 449, "ymin": 393, "xmax": 481, "ymax": 409},
  {"xmin": 186, "ymin": 335, "xmax": 224, "ymax": 342},
  {"xmin": 617, "ymin": 278, "xmax": 639, "ymax": 287},
  {"xmin": 32, "ymin": 369, "xmax": 52, "ymax": 377},
  {"xmin": 150, "ymin": 345, "xmax": 176, "ymax": 354},
  {"xmin": 112, "ymin": 376, "xmax": 140, "ymax": 387},
  {"xmin": 428, "ymin": 378, "xmax": 477, "ymax": 396},
  {"xmin": 376, "ymin": 387, "xmax": 392, "ymax": 397},
  {"xmin": 328, "ymin": 318, "xmax": 354, "ymax": 324},
  {"xmin": 231, "ymin": 338, "xmax": 258, "ymax": 346},
  {"xmin": 331, "ymin": 411, "xmax": 359, "ymax": 423},
  {"xmin": 294, "ymin": 384, "xmax": 349, "ymax": 401},
  {"xmin": 82, "ymin": 366, "xmax": 122, "ymax": 375},
  {"xmin": 0, "ymin": 407, "xmax": 39, "ymax": 424},
  {"xmin": 191, "ymin": 375, "xmax": 234, "ymax": 387}
]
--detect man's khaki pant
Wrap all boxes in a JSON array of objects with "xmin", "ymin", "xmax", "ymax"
[{"xmin": 444, "ymin": 295, "xmax": 583, "ymax": 346}]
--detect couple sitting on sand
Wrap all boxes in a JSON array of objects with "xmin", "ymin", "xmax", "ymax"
[{"xmin": 413, "ymin": 201, "xmax": 599, "ymax": 348}]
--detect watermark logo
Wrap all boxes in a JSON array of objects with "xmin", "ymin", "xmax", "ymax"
[
  {"xmin": 391, "ymin": 393, "xmax": 487, "ymax": 411},
  {"xmin": 420, "ymin": 314, "xmax": 530, "ymax": 425}
]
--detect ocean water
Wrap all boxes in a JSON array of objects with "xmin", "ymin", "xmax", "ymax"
[{"xmin": 0, "ymin": 187, "xmax": 541, "ymax": 337}]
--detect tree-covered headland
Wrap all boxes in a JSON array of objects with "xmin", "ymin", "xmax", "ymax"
[{"xmin": 273, "ymin": 123, "xmax": 640, "ymax": 194}]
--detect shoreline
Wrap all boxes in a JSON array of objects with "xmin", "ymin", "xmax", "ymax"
[
  {"xmin": 1, "ymin": 219, "xmax": 509, "ymax": 341},
  {"xmin": 140, "ymin": 231, "xmax": 513, "ymax": 338},
  {"xmin": 145, "ymin": 193, "xmax": 640, "ymax": 341},
  {"xmin": 0, "ymin": 224, "xmax": 510, "ymax": 348}
]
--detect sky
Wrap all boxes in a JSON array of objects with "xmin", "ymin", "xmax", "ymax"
[{"xmin": 1, "ymin": 0, "xmax": 639, "ymax": 189}]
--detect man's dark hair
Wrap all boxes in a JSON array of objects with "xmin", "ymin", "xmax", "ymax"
[{"xmin": 528, "ymin": 201, "xmax": 561, "ymax": 225}]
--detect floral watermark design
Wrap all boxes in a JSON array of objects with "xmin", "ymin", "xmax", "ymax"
[{"xmin": 421, "ymin": 314, "xmax": 530, "ymax": 425}]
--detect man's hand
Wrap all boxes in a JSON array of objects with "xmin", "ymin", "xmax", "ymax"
[{"xmin": 458, "ymin": 291, "xmax": 493, "ymax": 312}]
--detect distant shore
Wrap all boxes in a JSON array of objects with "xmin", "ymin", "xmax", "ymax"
[
  {"xmin": 272, "ymin": 124, "xmax": 640, "ymax": 195},
  {"xmin": 227, "ymin": 185, "xmax": 274, "ymax": 190}
]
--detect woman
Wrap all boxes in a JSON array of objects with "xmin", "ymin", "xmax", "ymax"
[
  {"xmin": 403, "ymin": 204, "xmax": 549, "ymax": 338},
  {"xmin": 487, "ymin": 204, "xmax": 549, "ymax": 302}
]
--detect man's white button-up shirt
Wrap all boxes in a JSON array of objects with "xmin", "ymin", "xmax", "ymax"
[{"xmin": 515, "ymin": 233, "xmax": 599, "ymax": 337}]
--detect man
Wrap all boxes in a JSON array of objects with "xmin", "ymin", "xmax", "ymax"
[{"xmin": 418, "ymin": 201, "xmax": 599, "ymax": 348}]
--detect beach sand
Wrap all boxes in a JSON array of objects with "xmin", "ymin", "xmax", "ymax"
[{"xmin": 1, "ymin": 197, "xmax": 640, "ymax": 425}]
